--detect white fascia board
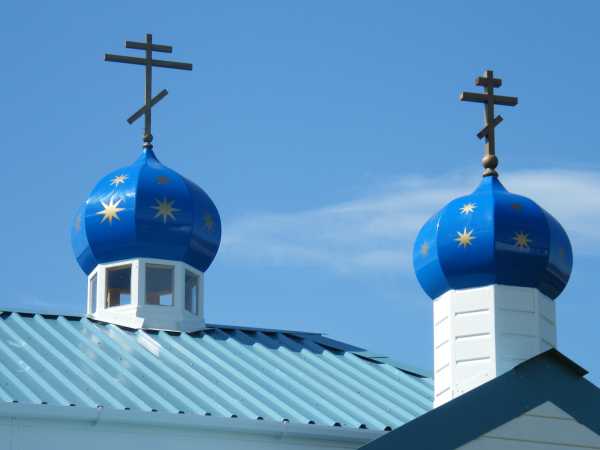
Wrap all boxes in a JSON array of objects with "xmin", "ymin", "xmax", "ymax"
[{"xmin": 0, "ymin": 402, "xmax": 383, "ymax": 446}]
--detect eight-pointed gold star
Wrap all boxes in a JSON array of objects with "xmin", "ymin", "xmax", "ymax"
[
  {"xmin": 110, "ymin": 174, "xmax": 128, "ymax": 186},
  {"xmin": 513, "ymin": 231, "xmax": 531, "ymax": 248},
  {"xmin": 152, "ymin": 197, "xmax": 180, "ymax": 223},
  {"xmin": 203, "ymin": 213, "xmax": 215, "ymax": 232},
  {"xmin": 96, "ymin": 197, "xmax": 125, "ymax": 224},
  {"xmin": 459, "ymin": 202, "xmax": 477, "ymax": 215},
  {"xmin": 455, "ymin": 228, "xmax": 476, "ymax": 248},
  {"xmin": 420, "ymin": 242, "xmax": 430, "ymax": 256}
]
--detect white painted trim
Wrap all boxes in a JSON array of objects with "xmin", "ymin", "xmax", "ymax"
[{"xmin": 87, "ymin": 272, "xmax": 98, "ymax": 315}]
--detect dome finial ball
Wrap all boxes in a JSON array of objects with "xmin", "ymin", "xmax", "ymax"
[{"xmin": 482, "ymin": 154, "xmax": 498, "ymax": 177}]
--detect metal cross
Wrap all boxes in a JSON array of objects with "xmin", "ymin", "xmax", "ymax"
[
  {"xmin": 460, "ymin": 70, "xmax": 518, "ymax": 177},
  {"xmin": 105, "ymin": 34, "xmax": 193, "ymax": 149}
]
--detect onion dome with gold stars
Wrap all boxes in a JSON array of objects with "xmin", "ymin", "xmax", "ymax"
[
  {"xmin": 414, "ymin": 69, "xmax": 573, "ymax": 300},
  {"xmin": 413, "ymin": 176, "xmax": 572, "ymax": 300},
  {"xmin": 71, "ymin": 148, "xmax": 221, "ymax": 274}
]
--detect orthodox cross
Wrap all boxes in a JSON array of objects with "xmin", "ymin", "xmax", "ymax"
[
  {"xmin": 105, "ymin": 34, "xmax": 193, "ymax": 149},
  {"xmin": 460, "ymin": 70, "xmax": 518, "ymax": 177}
]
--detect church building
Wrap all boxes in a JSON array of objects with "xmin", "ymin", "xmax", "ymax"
[{"xmin": 2, "ymin": 35, "xmax": 600, "ymax": 450}]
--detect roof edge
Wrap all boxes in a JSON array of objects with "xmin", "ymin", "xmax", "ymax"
[
  {"xmin": 0, "ymin": 402, "xmax": 384, "ymax": 444},
  {"xmin": 359, "ymin": 349, "xmax": 599, "ymax": 450},
  {"xmin": 514, "ymin": 348, "xmax": 588, "ymax": 376}
]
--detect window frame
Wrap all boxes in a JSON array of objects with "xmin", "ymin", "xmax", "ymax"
[
  {"xmin": 145, "ymin": 263, "xmax": 175, "ymax": 307},
  {"xmin": 105, "ymin": 264, "xmax": 133, "ymax": 308},
  {"xmin": 89, "ymin": 273, "xmax": 98, "ymax": 313},
  {"xmin": 185, "ymin": 270, "xmax": 200, "ymax": 315}
]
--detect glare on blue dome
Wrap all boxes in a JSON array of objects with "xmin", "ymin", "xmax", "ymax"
[
  {"xmin": 71, "ymin": 149, "xmax": 221, "ymax": 275},
  {"xmin": 413, "ymin": 176, "xmax": 572, "ymax": 300}
]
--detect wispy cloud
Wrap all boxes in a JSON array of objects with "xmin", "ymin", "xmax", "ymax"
[{"xmin": 221, "ymin": 170, "xmax": 600, "ymax": 273}]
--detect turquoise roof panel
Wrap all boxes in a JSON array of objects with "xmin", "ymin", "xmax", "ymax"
[{"xmin": 0, "ymin": 312, "xmax": 433, "ymax": 431}]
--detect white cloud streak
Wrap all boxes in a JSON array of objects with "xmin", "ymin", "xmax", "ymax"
[{"xmin": 221, "ymin": 170, "xmax": 600, "ymax": 273}]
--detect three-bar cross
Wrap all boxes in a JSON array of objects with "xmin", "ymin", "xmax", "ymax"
[
  {"xmin": 105, "ymin": 34, "xmax": 193, "ymax": 149},
  {"xmin": 460, "ymin": 70, "xmax": 518, "ymax": 177}
]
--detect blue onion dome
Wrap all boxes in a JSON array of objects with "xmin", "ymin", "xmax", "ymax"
[
  {"xmin": 413, "ymin": 176, "xmax": 572, "ymax": 300},
  {"xmin": 71, "ymin": 149, "xmax": 221, "ymax": 275}
]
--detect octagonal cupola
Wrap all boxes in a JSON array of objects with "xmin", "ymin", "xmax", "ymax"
[
  {"xmin": 413, "ymin": 70, "xmax": 573, "ymax": 407},
  {"xmin": 70, "ymin": 34, "xmax": 221, "ymax": 332}
]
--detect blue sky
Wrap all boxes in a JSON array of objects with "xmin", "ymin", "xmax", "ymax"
[{"xmin": 2, "ymin": 2, "xmax": 599, "ymax": 382}]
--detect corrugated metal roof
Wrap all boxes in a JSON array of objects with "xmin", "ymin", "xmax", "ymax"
[{"xmin": 0, "ymin": 311, "xmax": 432, "ymax": 430}]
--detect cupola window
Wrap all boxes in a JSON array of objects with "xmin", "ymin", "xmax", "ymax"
[
  {"xmin": 89, "ymin": 274, "xmax": 98, "ymax": 313},
  {"xmin": 185, "ymin": 270, "xmax": 200, "ymax": 314},
  {"xmin": 106, "ymin": 265, "xmax": 132, "ymax": 307},
  {"xmin": 146, "ymin": 265, "xmax": 174, "ymax": 306}
]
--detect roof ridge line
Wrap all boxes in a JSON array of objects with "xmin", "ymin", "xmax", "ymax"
[
  {"xmin": 206, "ymin": 323, "xmax": 323, "ymax": 336},
  {"xmin": 0, "ymin": 308, "xmax": 83, "ymax": 318}
]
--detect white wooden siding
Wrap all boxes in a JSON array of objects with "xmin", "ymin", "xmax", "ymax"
[
  {"xmin": 433, "ymin": 285, "xmax": 557, "ymax": 407},
  {"xmin": 459, "ymin": 402, "xmax": 600, "ymax": 450}
]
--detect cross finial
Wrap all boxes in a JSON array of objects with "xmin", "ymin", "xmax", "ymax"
[
  {"xmin": 105, "ymin": 34, "xmax": 193, "ymax": 150},
  {"xmin": 460, "ymin": 70, "xmax": 518, "ymax": 177}
]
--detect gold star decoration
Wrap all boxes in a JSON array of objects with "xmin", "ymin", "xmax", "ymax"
[
  {"xmin": 203, "ymin": 213, "xmax": 215, "ymax": 232},
  {"xmin": 110, "ymin": 174, "xmax": 128, "ymax": 186},
  {"xmin": 152, "ymin": 197, "xmax": 180, "ymax": 223},
  {"xmin": 156, "ymin": 176, "xmax": 170, "ymax": 185},
  {"xmin": 459, "ymin": 202, "xmax": 477, "ymax": 215},
  {"xmin": 420, "ymin": 242, "xmax": 430, "ymax": 256},
  {"xmin": 511, "ymin": 203, "xmax": 523, "ymax": 211},
  {"xmin": 96, "ymin": 197, "xmax": 125, "ymax": 224},
  {"xmin": 513, "ymin": 231, "xmax": 531, "ymax": 249},
  {"xmin": 455, "ymin": 228, "xmax": 476, "ymax": 248}
]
